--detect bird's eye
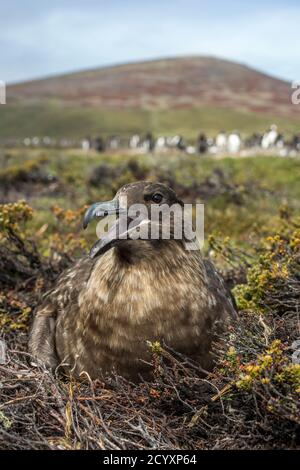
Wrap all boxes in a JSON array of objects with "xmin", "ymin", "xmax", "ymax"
[{"xmin": 152, "ymin": 193, "xmax": 163, "ymax": 203}]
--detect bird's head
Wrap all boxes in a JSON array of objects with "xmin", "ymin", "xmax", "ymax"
[{"xmin": 83, "ymin": 181, "xmax": 190, "ymax": 258}]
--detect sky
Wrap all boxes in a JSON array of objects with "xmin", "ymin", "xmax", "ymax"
[{"xmin": 0, "ymin": 0, "xmax": 299, "ymax": 84}]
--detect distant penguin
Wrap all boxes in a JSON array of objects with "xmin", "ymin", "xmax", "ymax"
[
  {"xmin": 227, "ymin": 132, "xmax": 241, "ymax": 154},
  {"xmin": 216, "ymin": 131, "xmax": 227, "ymax": 152}
]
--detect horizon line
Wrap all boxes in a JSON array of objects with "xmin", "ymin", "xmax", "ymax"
[{"xmin": 8, "ymin": 54, "xmax": 290, "ymax": 87}]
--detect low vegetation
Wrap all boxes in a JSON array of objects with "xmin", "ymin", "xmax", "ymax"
[
  {"xmin": 1, "ymin": 104, "xmax": 300, "ymax": 140},
  {"xmin": 0, "ymin": 149, "xmax": 299, "ymax": 449}
]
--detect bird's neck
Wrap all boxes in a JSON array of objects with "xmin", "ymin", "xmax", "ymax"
[
  {"xmin": 82, "ymin": 239, "xmax": 208, "ymax": 318},
  {"xmin": 116, "ymin": 239, "xmax": 167, "ymax": 264},
  {"xmin": 91, "ymin": 239, "xmax": 207, "ymax": 285},
  {"xmin": 114, "ymin": 239, "xmax": 198, "ymax": 265}
]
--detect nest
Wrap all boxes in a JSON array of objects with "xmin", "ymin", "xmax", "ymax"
[{"xmin": 0, "ymin": 315, "xmax": 299, "ymax": 450}]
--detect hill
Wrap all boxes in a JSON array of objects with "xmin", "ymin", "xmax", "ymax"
[{"xmin": 2, "ymin": 56, "xmax": 300, "ymax": 139}]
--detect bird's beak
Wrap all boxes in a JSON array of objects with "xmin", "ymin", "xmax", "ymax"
[
  {"xmin": 83, "ymin": 198, "xmax": 134, "ymax": 258},
  {"xmin": 83, "ymin": 199, "xmax": 123, "ymax": 229}
]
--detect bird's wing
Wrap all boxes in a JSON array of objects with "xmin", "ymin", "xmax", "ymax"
[
  {"xmin": 203, "ymin": 258, "xmax": 238, "ymax": 319},
  {"xmin": 28, "ymin": 256, "xmax": 95, "ymax": 369}
]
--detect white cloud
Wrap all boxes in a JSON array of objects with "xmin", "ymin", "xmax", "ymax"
[{"xmin": 1, "ymin": 1, "xmax": 299, "ymax": 83}]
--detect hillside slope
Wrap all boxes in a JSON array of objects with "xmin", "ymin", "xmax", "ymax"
[
  {"xmin": 8, "ymin": 56, "xmax": 295, "ymax": 114},
  {"xmin": 2, "ymin": 56, "xmax": 300, "ymax": 139}
]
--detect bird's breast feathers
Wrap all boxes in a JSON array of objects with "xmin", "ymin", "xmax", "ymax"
[{"xmin": 74, "ymin": 247, "xmax": 218, "ymax": 334}]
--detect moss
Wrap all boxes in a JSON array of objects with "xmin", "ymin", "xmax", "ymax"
[
  {"xmin": 233, "ymin": 220, "xmax": 300, "ymax": 313},
  {"xmin": 0, "ymin": 200, "xmax": 33, "ymax": 236},
  {"xmin": 0, "ymin": 156, "xmax": 48, "ymax": 185},
  {"xmin": 148, "ymin": 341, "xmax": 163, "ymax": 355},
  {"xmin": 0, "ymin": 294, "xmax": 32, "ymax": 331},
  {"xmin": 0, "ymin": 411, "xmax": 12, "ymax": 430}
]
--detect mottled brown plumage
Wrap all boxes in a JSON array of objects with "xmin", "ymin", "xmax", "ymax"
[{"xmin": 29, "ymin": 182, "xmax": 236, "ymax": 380}]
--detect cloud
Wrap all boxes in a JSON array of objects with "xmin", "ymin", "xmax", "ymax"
[{"xmin": 0, "ymin": 1, "xmax": 299, "ymax": 83}]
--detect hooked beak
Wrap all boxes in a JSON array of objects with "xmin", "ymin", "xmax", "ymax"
[
  {"xmin": 83, "ymin": 197, "xmax": 152, "ymax": 259},
  {"xmin": 83, "ymin": 198, "xmax": 123, "ymax": 229},
  {"xmin": 83, "ymin": 198, "xmax": 132, "ymax": 258}
]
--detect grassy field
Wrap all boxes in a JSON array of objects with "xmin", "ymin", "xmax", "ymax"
[
  {"xmin": 1, "ymin": 104, "xmax": 300, "ymax": 140},
  {"xmin": 1, "ymin": 147, "xmax": 299, "ymax": 247}
]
